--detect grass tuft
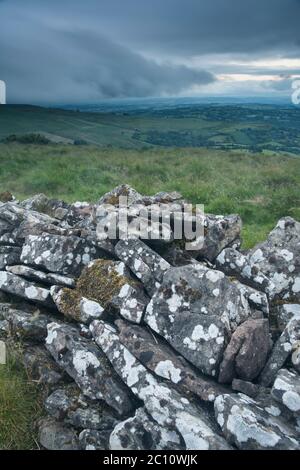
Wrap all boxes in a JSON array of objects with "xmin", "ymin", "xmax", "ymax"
[{"xmin": 0, "ymin": 346, "xmax": 43, "ymax": 450}]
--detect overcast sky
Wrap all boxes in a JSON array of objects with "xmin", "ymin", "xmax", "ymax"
[{"xmin": 0, "ymin": 0, "xmax": 300, "ymax": 103}]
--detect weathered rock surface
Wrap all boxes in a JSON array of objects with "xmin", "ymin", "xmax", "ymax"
[
  {"xmin": 0, "ymin": 246, "xmax": 21, "ymax": 269},
  {"xmin": 91, "ymin": 320, "xmax": 231, "ymax": 450},
  {"xmin": 271, "ymin": 369, "xmax": 300, "ymax": 416},
  {"xmin": 274, "ymin": 304, "xmax": 300, "ymax": 332},
  {"xmin": 38, "ymin": 417, "xmax": 79, "ymax": 450},
  {"xmin": 115, "ymin": 239, "xmax": 170, "ymax": 295},
  {"xmin": 20, "ymin": 234, "xmax": 103, "ymax": 276},
  {"xmin": 23, "ymin": 345, "xmax": 64, "ymax": 385},
  {"xmin": 231, "ymin": 280, "xmax": 269, "ymax": 315},
  {"xmin": 79, "ymin": 429, "xmax": 111, "ymax": 450},
  {"xmin": 218, "ymin": 319, "xmax": 270, "ymax": 384},
  {"xmin": 190, "ymin": 214, "xmax": 242, "ymax": 262},
  {"xmin": 259, "ymin": 318, "xmax": 300, "ymax": 386},
  {"xmin": 5, "ymin": 307, "xmax": 51, "ymax": 341},
  {"xmin": 45, "ymin": 384, "xmax": 118, "ymax": 430},
  {"xmin": 116, "ymin": 319, "xmax": 228, "ymax": 402},
  {"xmin": 0, "ymin": 271, "xmax": 54, "ymax": 307},
  {"xmin": 110, "ymin": 408, "xmax": 183, "ymax": 450},
  {"xmin": 7, "ymin": 265, "xmax": 75, "ymax": 288},
  {"xmin": 46, "ymin": 322, "xmax": 135, "ymax": 416},
  {"xmin": 214, "ymin": 393, "xmax": 299, "ymax": 450},
  {"xmin": 231, "ymin": 379, "xmax": 259, "ymax": 398},
  {"xmin": 217, "ymin": 218, "xmax": 300, "ymax": 302},
  {"xmin": 144, "ymin": 264, "xmax": 250, "ymax": 376}
]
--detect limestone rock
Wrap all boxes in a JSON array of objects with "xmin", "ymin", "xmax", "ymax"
[
  {"xmin": 191, "ymin": 214, "xmax": 242, "ymax": 262},
  {"xmin": 38, "ymin": 417, "xmax": 79, "ymax": 450},
  {"xmin": 5, "ymin": 307, "xmax": 51, "ymax": 341},
  {"xmin": 271, "ymin": 369, "xmax": 300, "ymax": 417},
  {"xmin": 91, "ymin": 320, "xmax": 231, "ymax": 450},
  {"xmin": 0, "ymin": 246, "xmax": 21, "ymax": 270},
  {"xmin": 217, "ymin": 218, "xmax": 300, "ymax": 302},
  {"xmin": 214, "ymin": 393, "xmax": 299, "ymax": 450},
  {"xmin": 0, "ymin": 271, "xmax": 54, "ymax": 307},
  {"xmin": 115, "ymin": 239, "xmax": 171, "ymax": 295},
  {"xmin": 259, "ymin": 318, "xmax": 300, "ymax": 387},
  {"xmin": 110, "ymin": 408, "xmax": 183, "ymax": 450},
  {"xmin": 144, "ymin": 264, "xmax": 251, "ymax": 376},
  {"xmin": 20, "ymin": 234, "xmax": 103, "ymax": 276},
  {"xmin": 97, "ymin": 184, "xmax": 143, "ymax": 207},
  {"xmin": 45, "ymin": 322, "xmax": 135, "ymax": 416},
  {"xmin": 51, "ymin": 286, "xmax": 105, "ymax": 325},
  {"xmin": 231, "ymin": 379, "xmax": 259, "ymax": 398},
  {"xmin": 218, "ymin": 319, "xmax": 270, "ymax": 384},
  {"xmin": 79, "ymin": 429, "xmax": 111, "ymax": 450},
  {"xmin": 216, "ymin": 248, "xmax": 274, "ymax": 295},
  {"xmin": 274, "ymin": 304, "xmax": 300, "ymax": 332},
  {"xmin": 116, "ymin": 319, "xmax": 228, "ymax": 402},
  {"xmin": 23, "ymin": 345, "xmax": 64, "ymax": 385},
  {"xmin": 7, "ymin": 265, "xmax": 75, "ymax": 288},
  {"xmin": 45, "ymin": 384, "xmax": 118, "ymax": 430},
  {"xmin": 231, "ymin": 280, "xmax": 269, "ymax": 315}
]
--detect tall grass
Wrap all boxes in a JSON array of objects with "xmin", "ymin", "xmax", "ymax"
[{"xmin": 1, "ymin": 144, "xmax": 299, "ymax": 247}]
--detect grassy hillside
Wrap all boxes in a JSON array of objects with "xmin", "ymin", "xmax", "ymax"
[
  {"xmin": 1, "ymin": 104, "xmax": 300, "ymax": 153},
  {"xmin": 1, "ymin": 144, "xmax": 299, "ymax": 248}
]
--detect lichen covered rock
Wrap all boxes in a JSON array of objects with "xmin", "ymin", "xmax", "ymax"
[{"xmin": 144, "ymin": 264, "xmax": 250, "ymax": 376}]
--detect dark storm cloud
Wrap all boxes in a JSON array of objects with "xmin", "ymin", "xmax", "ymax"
[{"xmin": 0, "ymin": 0, "xmax": 299, "ymax": 103}]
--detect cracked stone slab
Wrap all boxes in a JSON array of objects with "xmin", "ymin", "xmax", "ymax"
[
  {"xmin": 259, "ymin": 318, "xmax": 300, "ymax": 387},
  {"xmin": 110, "ymin": 408, "xmax": 184, "ymax": 450},
  {"xmin": 45, "ymin": 384, "xmax": 118, "ymax": 430},
  {"xmin": 272, "ymin": 369, "xmax": 300, "ymax": 417},
  {"xmin": 144, "ymin": 264, "xmax": 251, "ymax": 376},
  {"xmin": 0, "ymin": 246, "xmax": 21, "ymax": 270},
  {"xmin": 6, "ymin": 265, "xmax": 75, "ymax": 288},
  {"xmin": 0, "ymin": 271, "xmax": 54, "ymax": 307},
  {"xmin": 20, "ymin": 234, "xmax": 104, "ymax": 276},
  {"xmin": 90, "ymin": 320, "xmax": 231, "ymax": 450},
  {"xmin": 45, "ymin": 322, "xmax": 135, "ymax": 417},
  {"xmin": 214, "ymin": 393, "xmax": 299, "ymax": 450},
  {"xmin": 218, "ymin": 319, "xmax": 270, "ymax": 384},
  {"xmin": 116, "ymin": 319, "xmax": 228, "ymax": 402},
  {"xmin": 115, "ymin": 239, "xmax": 171, "ymax": 296}
]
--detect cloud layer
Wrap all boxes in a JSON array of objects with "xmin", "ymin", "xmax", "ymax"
[{"xmin": 0, "ymin": 0, "xmax": 299, "ymax": 103}]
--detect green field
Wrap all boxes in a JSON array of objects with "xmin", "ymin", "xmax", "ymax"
[
  {"xmin": 1, "ymin": 103, "xmax": 300, "ymax": 153},
  {"xmin": 1, "ymin": 143, "xmax": 299, "ymax": 248}
]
